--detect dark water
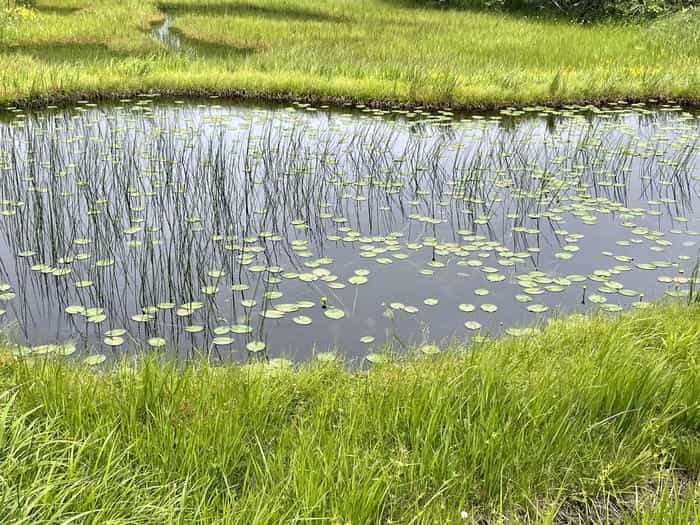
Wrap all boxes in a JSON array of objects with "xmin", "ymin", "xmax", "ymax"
[{"xmin": 0, "ymin": 98, "xmax": 698, "ymax": 363}]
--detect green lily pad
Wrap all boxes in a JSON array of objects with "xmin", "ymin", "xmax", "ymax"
[
  {"xmin": 366, "ymin": 353, "xmax": 388, "ymax": 364},
  {"xmin": 230, "ymin": 324, "xmax": 253, "ymax": 334},
  {"xmin": 148, "ymin": 337, "xmax": 166, "ymax": 348},
  {"xmin": 57, "ymin": 341, "xmax": 77, "ymax": 356},
  {"xmin": 419, "ymin": 344, "xmax": 440, "ymax": 356},
  {"xmin": 324, "ymin": 308, "xmax": 345, "ymax": 320},
  {"xmin": 527, "ymin": 304, "xmax": 549, "ymax": 313},
  {"xmin": 65, "ymin": 305, "xmax": 86, "ymax": 315},
  {"xmin": 316, "ymin": 352, "xmax": 336, "ymax": 362},
  {"xmin": 246, "ymin": 341, "xmax": 266, "ymax": 353},
  {"xmin": 348, "ymin": 275, "xmax": 368, "ymax": 285},
  {"xmin": 84, "ymin": 354, "xmax": 106, "ymax": 366}
]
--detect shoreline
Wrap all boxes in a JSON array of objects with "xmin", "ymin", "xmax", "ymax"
[{"xmin": 4, "ymin": 87, "xmax": 700, "ymax": 114}]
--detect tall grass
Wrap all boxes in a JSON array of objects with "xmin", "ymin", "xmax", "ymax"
[
  {"xmin": 0, "ymin": 0, "xmax": 699, "ymax": 107},
  {"xmin": 2, "ymin": 302, "xmax": 699, "ymax": 523}
]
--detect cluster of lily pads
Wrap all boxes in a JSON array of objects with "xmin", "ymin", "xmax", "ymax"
[{"xmin": 0, "ymin": 97, "xmax": 697, "ymax": 364}]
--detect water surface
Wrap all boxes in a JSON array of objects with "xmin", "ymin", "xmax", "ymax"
[{"xmin": 0, "ymin": 98, "xmax": 698, "ymax": 363}]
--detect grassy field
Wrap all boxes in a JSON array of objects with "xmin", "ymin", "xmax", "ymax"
[
  {"xmin": 0, "ymin": 302, "xmax": 697, "ymax": 523},
  {"xmin": 0, "ymin": 0, "xmax": 699, "ymax": 108}
]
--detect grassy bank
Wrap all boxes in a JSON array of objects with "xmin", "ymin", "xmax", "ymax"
[
  {"xmin": 1, "ymin": 302, "xmax": 698, "ymax": 523},
  {"xmin": 0, "ymin": 0, "xmax": 699, "ymax": 108}
]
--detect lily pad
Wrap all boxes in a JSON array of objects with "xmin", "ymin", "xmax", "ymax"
[
  {"xmin": 84, "ymin": 354, "xmax": 106, "ymax": 366},
  {"xmin": 419, "ymin": 344, "xmax": 440, "ymax": 356},
  {"xmin": 366, "ymin": 353, "xmax": 388, "ymax": 364},
  {"xmin": 148, "ymin": 337, "xmax": 166, "ymax": 348},
  {"xmin": 246, "ymin": 341, "xmax": 266, "ymax": 353},
  {"xmin": 527, "ymin": 304, "xmax": 549, "ymax": 313},
  {"xmin": 324, "ymin": 308, "xmax": 345, "ymax": 320}
]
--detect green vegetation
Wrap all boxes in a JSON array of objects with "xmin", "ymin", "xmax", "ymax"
[
  {"xmin": 0, "ymin": 0, "xmax": 699, "ymax": 108},
  {"xmin": 431, "ymin": 0, "xmax": 694, "ymax": 22},
  {"xmin": 1, "ymin": 1, "xmax": 699, "ymax": 523},
  {"xmin": 1, "ymin": 302, "xmax": 698, "ymax": 523}
]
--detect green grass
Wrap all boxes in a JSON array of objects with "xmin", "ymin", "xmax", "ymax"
[
  {"xmin": 1, "ymin": 302, "xmax": 698, "ymax": 523},
  {"xmin": 0, "ymin": 0, "xmax": 699, "ymax": 107}
]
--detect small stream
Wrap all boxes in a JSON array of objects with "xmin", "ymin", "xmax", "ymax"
[{"xmin": 151, "ymin": 16, "xmax": 183, "ymax": 51}]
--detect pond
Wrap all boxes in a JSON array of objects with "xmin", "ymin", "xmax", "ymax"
[{"xmin": 0, "ymin": 97, "xmax": 698, "ymax": 364}]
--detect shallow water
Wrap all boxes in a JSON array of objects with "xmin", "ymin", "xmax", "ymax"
[
  {"xmin": 0, "ymin": 98, "xmax": 698, "ymax": 363},
  {"xmin": 151, "ymin": 17, "xmax": 183, "ymax": 51}
]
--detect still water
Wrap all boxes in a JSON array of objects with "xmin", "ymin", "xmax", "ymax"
[{"xmin": 0, "ymin": 98, "xmax": 698, "ymax": 363}]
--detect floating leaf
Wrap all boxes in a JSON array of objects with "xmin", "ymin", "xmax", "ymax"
[
  {"xmin": 527, "ymin": 304, "xmax": 549, "ymax": 313},
  {"xmin": 32, "ymin": 344, "xmax": 57, "ymax": 356},
  {"xmin": 157, "ymin": 302, "xmax": 176, "ymax": 309},
  {"xmin": 246, "ymin": 341, "xmax": 266, "ymax": 353},
  {"xmin": 324, "ymin": 308, "xmax": 345, "ymax": 320},
  {"xmin": 348, "ymin": 275, "xmax": 368, "ymax": 285},
  {"xmin": 57, "ymin": 341, "xmax": 77, "ymax": 356},
  {"xmin": 292, "ymin": 316, "xmax": 312, "ymax": 326},
  {"xmin": 84, "ymin": 354, "xmax": 106, "ymax": 365},
  {"xmin": 366, "ymin": 353, "xmax": 388, "ymax": 364},
  {"xmin": 230, "ymin": 324, "xmax": 253, "ymax": 334},
  {"xmin": 65, "ymin": 305, "xmax": 86, "ymax": 315},
  {"xmin": 419, "ymin": 344, "xmax": 440, "ymax": 356},
  {"xmin": 212, "ymin": 337, "xmax": 234, "ymax": 346},
  {"xmin": 148, "ymin": 337, "xmax": 166, "ymax": 348}
]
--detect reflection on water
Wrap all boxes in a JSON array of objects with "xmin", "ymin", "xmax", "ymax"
[{"xmin": 0, "ymin": 98, "xmax": 698, "ymax": 363}]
